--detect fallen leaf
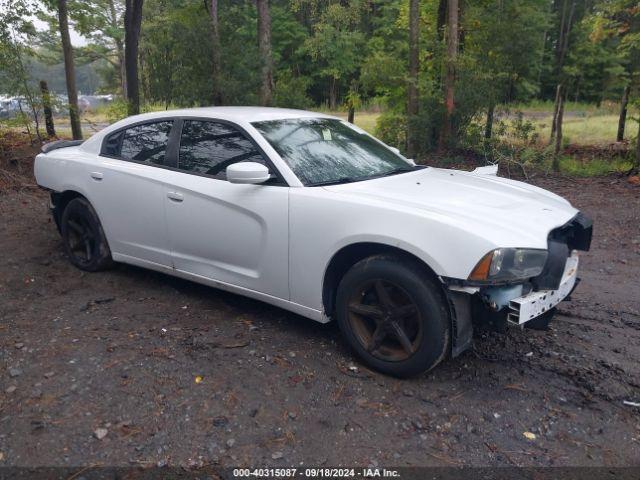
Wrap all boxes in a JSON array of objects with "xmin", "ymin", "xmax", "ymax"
[
  {"xmin": 523, "ymin": 431, "xmax": 537, "ymax": 440},
  {"xmin": 194, "ymin": 375, "xmax": 203, "ymax": 384},
  {"xmin": 504, "ymin": 383, "xmax": 528, "ymax": 392}
]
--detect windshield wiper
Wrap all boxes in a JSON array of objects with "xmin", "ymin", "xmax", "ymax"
[
  {"xmin": 308, "ymin": 176, "xmax": 360, "ymax": 187},
  {"xmin": 380, "ymin": 166, "xmax": 418, "ymax": 177},
  {"xmin": 308, "ymin": 166, "xmax": 420, "ymax": 187}
]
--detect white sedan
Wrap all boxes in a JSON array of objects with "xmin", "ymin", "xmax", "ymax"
[{"xmin": 34, "ymin": 107, "xmax": 592, "ymax": 377}]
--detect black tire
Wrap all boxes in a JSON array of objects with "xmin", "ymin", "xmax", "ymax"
[
  {"xmin": 336, "ymin": 254, "xmax": 450, "ymax": 378},
  {"xmin": 60, "ymin": 197, "xmax": 114, "ymax": 272}
]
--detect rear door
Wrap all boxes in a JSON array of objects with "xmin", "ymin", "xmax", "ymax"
[
  {"xmin": 90, "ymin": 119, "xmax": 175, "ymax": 267},
  {"xmin": 161, "ymin": 118, "xmax": 289, "ymax": 299}
]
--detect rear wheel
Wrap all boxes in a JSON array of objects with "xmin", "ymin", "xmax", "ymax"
[
  {"xmin": 336, "ymin": 254, "xmax": 450, "ymax": 377},
  {"xmin": 61, "ymin": 197, "xmax": 113, "ymax": 272}
]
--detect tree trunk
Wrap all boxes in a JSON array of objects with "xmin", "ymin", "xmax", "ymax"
[
  {"xmin": 210, "ymin": 0, "xmax": 223, "ymax": 105},
  {"xmin": 439, "ymin": 0, "xmax": 458, "ymax": 151},
  {"xmin": 436, "ymin": 0, "xmax": 446, "ymax": 41},
  {"xmin": 550, "ymin": 83, "xmax": 562, "ymax": 142},
  {"xmin": 617, "ymin": 84, "xmax": 630, "ymax": 142},
  {"xmin": 555, "ymin": 0, "xmax": 568, "ymax": 74},
  {"xmin": 552, "ymin": 84, "xmax": 565, "ymax": 172},
  {"xmin": 107, "ymin": 0, "xmax": 126, "ymax": 95},
  {"xmin": 329, "ymin": 77, "xmax": 337, "ymax": 110},
  {"xmin": 257, "ymin": 0, "xmax": 274, "ymax": 106},
  {"xmin": 484, "ymin": 103, "xmax": 494, "ymax": 139},
  {"xmin": 347, "ymin": 106, "xmax": 355, "ymax": 124},
  {"xmin": 116, "ymin": 41, "xmax": 126, "ymax": 97},
  {"xmin": 57, "ymin": 0, "xmax": 82, "ymax": 140},
  {"xmin": 635, "ymin": 118, "xmax": 640, "ymax": 171},
  {"xmin": 407, "ymin": 0, "xmax": 420, "ymax": 157},
  {"xmin": 40, "ymin": 80, "xmax": 56, "ymax": 138},
  {"xmin": 551, "ymin": 0, "xmax": 575, "ymax": 134},
  {"xmin": 125, "ymin": 0, "xmax": 144, "ymax": 115},
  {"xmin": 557, "ymin": 1, "xmax": 575, "ymax": 74}
]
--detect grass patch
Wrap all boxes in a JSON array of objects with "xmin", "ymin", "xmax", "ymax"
[
  {"xmin": 559, "ymin": 155, "xmax": 633, "ymax": 176},
  {"xmin": 508, "ymin": 100, "xmax": 622, "ymax": 116},
  {"xmin": 319, "ymin": 110, "xmax": 379, "ymax": 134},
  {"xmin": 529, "ymin": 114, "xmax": 637, "ymax": 146}
]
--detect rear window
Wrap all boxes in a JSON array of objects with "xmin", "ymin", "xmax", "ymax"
[{"xmin": 102, "ymin": 121, "xmax": 173, "ymax": 165}]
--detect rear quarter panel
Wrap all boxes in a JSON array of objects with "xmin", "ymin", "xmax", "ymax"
[{"xmin": 34, "ymin": 147, "xmax": 96, "ymax": 198}]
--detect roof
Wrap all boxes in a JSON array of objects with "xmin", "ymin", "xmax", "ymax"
[{"xmin": 119, "ymin": 106, "xmax": 337, "ymax": 123}]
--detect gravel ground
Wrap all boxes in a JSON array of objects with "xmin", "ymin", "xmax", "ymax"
[{"xmin": 1, "ymin": 164, "xmax": 639, "ymax": 469}]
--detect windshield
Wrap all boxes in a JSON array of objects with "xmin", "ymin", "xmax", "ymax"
[{"xmin": 252, "ymin": 118, "xmax": 415, "ymax": 186}]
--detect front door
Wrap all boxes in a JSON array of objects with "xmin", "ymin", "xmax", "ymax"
[{"xmin": 163, "ymin": 119, "xmax": 289, "ymax": 300}]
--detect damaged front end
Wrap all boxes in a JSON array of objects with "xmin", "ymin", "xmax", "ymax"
[{"xmin": 444, "ymin": 212, "xmax": 593, "ymax": 357}]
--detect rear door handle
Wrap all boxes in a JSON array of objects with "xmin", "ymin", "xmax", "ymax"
[
  {"xmin": 90, "ymin": 171, "xmax": 103, "ymax": 181},
  {"xmin": 167, "ymin": 192, "xmax": 184, "ymax": 202}
]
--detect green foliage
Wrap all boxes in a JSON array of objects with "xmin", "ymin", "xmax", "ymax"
[
  {"xmin": 273, "ymin": 69, "xmax": 312, "ymax": 109},
  {"xmin": 2, "ymin": 0, "xmax": 639, "ymax": 173},
  {"xmin": 99, "ymin": 98, "xmax": 128, "ymax": 122},
  {"xmin": 375, "ymin": 112, "xmax": 407, "ymax": 152},
  {"xmin": 462, "ymin": 111, "xmax": 551, "ymax": 173},
  {"xmin": 559, "ymin": 155, "xmax": 634, "ymax": 176}
]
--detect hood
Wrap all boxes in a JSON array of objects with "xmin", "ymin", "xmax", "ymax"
[{"xmin": 323, "ymin": 167, "xmax": 579, "ymax": 248}]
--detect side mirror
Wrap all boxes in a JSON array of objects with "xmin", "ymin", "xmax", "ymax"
[{"xmin": 226, "ymin": 162, "xmax": 271, "ymax": 184}]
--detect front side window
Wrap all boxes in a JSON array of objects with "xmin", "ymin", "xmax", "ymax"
[
  {"xmin": 178, "ymin": 120, "xmax": 266, "ymax": 179},
  {"xmin": 252, "ymin": 118, "xmax": 414, "ymax": 186},
  {"xmin": 115, "ymin": 121, "xmax": 173, "ymax": 165}
]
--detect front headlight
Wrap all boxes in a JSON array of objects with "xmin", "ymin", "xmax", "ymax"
[{"xmin": 468, "ymin": 248, "xmax": 548, "ymax": 282}]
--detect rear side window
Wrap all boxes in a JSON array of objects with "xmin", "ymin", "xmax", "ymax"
[
  {"xmin": 102, "ymin": 131, "xmax": 123, "ymax": 156},
  {"xmin": 178, "ymin": 120, "xmax": 266, "ymax": 179},
  {"xmin": 104, "ymin": 121, "xmax": 173, "ymax": 165}
]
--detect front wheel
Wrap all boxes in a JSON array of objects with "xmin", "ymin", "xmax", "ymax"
[
  {"xmin": 61, "ymin": 197, "xmax": 114, "ymax": 272},
  {"xmin": 336, "ymin": 255, "xmax": 450, "ymax": 377}
]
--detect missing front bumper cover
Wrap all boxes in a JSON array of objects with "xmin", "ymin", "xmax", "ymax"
[{"xmin": 507, "ymin": 253, "xmax": 579, "ymax": 325}]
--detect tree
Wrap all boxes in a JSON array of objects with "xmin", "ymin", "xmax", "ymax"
[
  {"xmin": 124, "ymin": 0, "xmax": 143, "ymax": 115},
  {"xmin": 72, "ymin": 0, "xmax": 126, "ymax": 94},
  {"xmin": 209, "ymin": 0, "xmax": 223, "ymax": 105},
  {"xmin": 57, "ymin": 0, "xmax": 82, "ymax": 139},
  {"xmin": 589, "ymin": 0, "xmax": 640, "ymax": 142},
  {"xmin": 407, "ymin": 0, "xmax": 419, "ymax": 157},
  {"xmin": 303, "ymin": 2, "xmax": 366, "ymax": 110},
  {"xmin": 257, "ymin": 0, "xmax": 274, "ymax": 106},
  {"xmin": 617, "ymin": 84, "xmax": 630, "ymax": 141},
  {"xmin": 549, "ymin": 0, "xmax": 576, "ymax": 147},
  {"xmin": 40, "ymin": 80, "xmax": 56, "ymax": 137},
  {"xmin": 552, "ymin": 83, "xmax": 565, "ymax": 171},
  {"xmin": 439, "ymin": 0, "xmax": 458, "ymax": 150},
  {"xmin": 0, "ymin": 0, "xmax": 44, "ymax": 142}
]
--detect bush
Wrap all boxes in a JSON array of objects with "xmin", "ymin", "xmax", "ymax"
[
  {"xmin": 461, "ymin": 110, "xmax": 551, "ymax": 173},
  {"xmin": 100, "ymin": 100, "xmax": 129, "ymax": 123},
  {"xmin": 273, "ymin": 71, "xmax": 313, "ymax": 110},
  {"xmin": 375, "ymin": 112, "xmax": 406, "ymax": 152}
]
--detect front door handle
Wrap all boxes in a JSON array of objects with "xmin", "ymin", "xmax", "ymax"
[
  {"xmin": 167, "ymin": 192, "xmax": 184, "ymax": 202},
  {"xmin": 90, "ymin": 171, "xmax": 103, "ymax": 181}
]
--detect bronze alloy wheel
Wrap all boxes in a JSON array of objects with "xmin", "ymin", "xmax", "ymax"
[{"xmin": 347, "ymin": 278, "xmax": 423, "ymax": 362}]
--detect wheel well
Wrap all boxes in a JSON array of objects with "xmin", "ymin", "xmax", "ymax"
[
  {"xmin": 322, "ymin": 242, "xmax": 442, "ymax": 318},
  {"xmin": 51, "ymin": 190, "xmax": 85, "ymax": 232}
]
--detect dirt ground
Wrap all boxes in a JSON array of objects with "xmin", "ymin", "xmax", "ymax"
[{"xmin": 1, "ymin": 142, "xmax": 639, "ymax": 469}]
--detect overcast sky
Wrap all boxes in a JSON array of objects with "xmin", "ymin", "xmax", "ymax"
[
  {"xmin": 32, "ymin": 17, "xmax": 88, "ymax": 47},
  {"xmin": 0, "ymin": 0, "xmax": 89, "ymax": 47}
]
